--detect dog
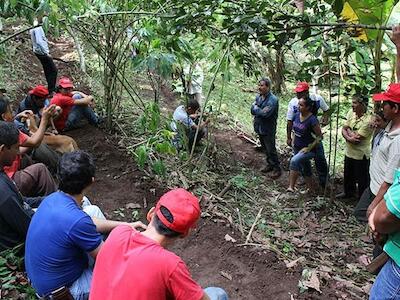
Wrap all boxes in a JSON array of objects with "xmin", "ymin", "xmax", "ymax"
[{"xmin": 25, "ymin": 112, "xmax": 79, "ymax": 153}]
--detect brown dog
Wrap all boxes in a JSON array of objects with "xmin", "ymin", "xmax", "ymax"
[{"xmin": 26, "ymin": 114, "xmax": 79, "ymax": 153}]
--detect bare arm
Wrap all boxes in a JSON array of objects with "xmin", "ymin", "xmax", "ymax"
[
  {"xmin": 286, "ymin": 120, "xmax": 293, "ymax": 146},
  {"xmin": 390, "ymin": 25, "xmax": 400, "ymax": 82},
  {"xmin": 371, "ymin": 199, "xmax": 400, "ymax": 234},
  {"xmin": 91, "ymin": 217, "xmax": 147, "ymax": 235},
  {"xmin": 88, "ymin": 241, "xmax": 104, "ymax": 259},
  {"xmin": 367, "ymin": 182, "xmax": 392, "ymax": 217},
  {"xmin": 73, "ymin": 95, "xmax": 93, "ymax": 106},
  {"xmin": 21, "ymin": 105, "xmax": 56, "ymax": 147}
]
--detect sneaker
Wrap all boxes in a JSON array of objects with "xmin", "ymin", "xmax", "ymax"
[{"xmin": 335, "ymin": 192, "xmax": 352, "ymax": 200}]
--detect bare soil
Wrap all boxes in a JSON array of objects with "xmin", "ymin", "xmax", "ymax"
[{"xmin": 68, "ymin": 126, "xmax": 301, "ymax": 300}]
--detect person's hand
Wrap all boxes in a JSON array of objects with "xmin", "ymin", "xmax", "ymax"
[
  {"xmin": 42, "ymin": 104, "xmax": 57, "ymax": 120},
  {"xmin": 391, "ymin": 25, "xmax": 400, "ymax": 48},
  {"xmin": 17, "ymin": 110, "xmax": 34, "ymax": 119},
  {"xmin": 129, "ymin": 221, "xmax": 147, "ymax": 231},
  {"xmin": 287, "ymin": 137, "xmax": 292, "ymax": 147},
  {"xmin": 300, "ymin": 147, "xmax": 309, "ymax": 153},
  {"xmin": 262, "ymin": 106, "xmax": 271, "ymax": 113}
]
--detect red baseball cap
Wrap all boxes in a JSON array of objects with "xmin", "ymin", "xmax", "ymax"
[
  {"xmin": 155, "ymin": 188, "xmax": 201, "ymax": 234},
  {"xmin": 294, "ymin": 81, "xmax": 309, "ymax": 93},
  {"xmin": 29, "ymin": 85, "xmax": 49, "ymax": 98},
  {"xmin": 58, "ymin": 77, "xmax": 74, "ymax": 88},
  {"xmin": 373, "ymin": 83, "xmax": 400, "ymax": 103}
]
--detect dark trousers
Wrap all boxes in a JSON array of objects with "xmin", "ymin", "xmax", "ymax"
[
  {"xmin": 343, "ymin": 155, "xmax": 370, "ymax": 199},
  {"xmin": 31, "ymin": 143, "xmax": 61, "ymax": 175},
  {"xmin": 13, "ymin": 163, "xmax": 57, "ymax": 197},
  {"xmin": 35, "ymin": 53, "xmax": 58, "ymax": 93},
  {"xmin": 259, "ymin": 134, "xmax": 281, "ymax": 171},
  {"xmin": 354, "ymin": 187, "xmax": 375, "ymax": 223},
  {"xmin": 187, "ymin": 127, "xmax": 206, "ymax": 150},
  {"xmin": 314, "ymin": 143, "xmax": 328, "ymax": 187}
]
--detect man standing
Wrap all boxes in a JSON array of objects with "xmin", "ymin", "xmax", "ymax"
[
  {"xmin": 0, "ymin": 121, "xmax": 43, "ymax": 252},
  {"xmin": 337, "ymin": 95, "xmax": 373, "ymax": 200},
  {"xmin": 354, "ymin": 83, "xmax": 400, "ymax": 223},
  {"xmin": 30, "ymin": 13, "xmax": 58, "ymax": 94},
  {"xmin": 90, "ymin": 188, "xmax": 228, "ymax": 300},
  {"xmin": 25, "ymin": 151, "xmax": 146, "ymax": 299},
  {"xmin": 251, "ymin": 78, "xmax": 281, "ymax": 179},
  {"xmin": 286, "ymin": 82, "xmax": 330, "ymax": 187}
]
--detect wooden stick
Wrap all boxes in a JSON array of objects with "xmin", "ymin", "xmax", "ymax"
[
  {"xmin": 245, "ymin": 207, "xmax": 263, "ymax": 244},
  {"xmin": 218, "ymin": 182, "xmax": 232, "ymax": 198},
  {"xmin": 236, "ymin": 208, "xmax": 244, "ymax": 235}
]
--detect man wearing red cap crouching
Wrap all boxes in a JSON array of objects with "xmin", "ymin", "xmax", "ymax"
[
  {"xmin": 90, "ymin": 188, "xmax": 228, "ymax": 300},
  {"xmin": 51, "ymin": 77, "xmax": 101, "ymax": 132}
]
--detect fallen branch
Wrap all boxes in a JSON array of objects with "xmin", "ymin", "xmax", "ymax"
[
  {"xmin": 245, "ymin": 207, "xmax": 263, "ymax": 244},
  {"xmin": 218, "ymin": 182, "xmax": 232, "ymax": 198}
]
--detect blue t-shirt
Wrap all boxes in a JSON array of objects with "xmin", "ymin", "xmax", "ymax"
[
  {"xmin": 292, "ymin": 113, "xmax": 319, "ymax": 150},
  {"xmin": 25, "ymin": 191, "xmax": 102, "ymax": 296}
]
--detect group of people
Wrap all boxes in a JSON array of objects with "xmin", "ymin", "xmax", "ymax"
[
  {"xmin": 249, "ymin": 25, "xmax": 400, "ymax": 300},
  {"xmin": 0, "ymin": 80, "xmax": 226, "ymax": 299}
]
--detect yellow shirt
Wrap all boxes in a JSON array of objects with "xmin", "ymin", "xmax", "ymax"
[{"xmin": 343, "ymin": 110, "xmax": 373, "ymax": 160}]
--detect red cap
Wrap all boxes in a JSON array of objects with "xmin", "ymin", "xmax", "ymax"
[
  {"xmin": 155, "ymin": 188, "xmax": 201, "ymax": 234},
  {"xmin": 29, "ymin": 85, "xmax": 49, "ymax": 98},
  {"xmin": 58, "ymin": 77, "xmax": 74, "ymax": 88},
  {"xmin": 294, "ymin": 81, "xmax": 309, "ymax": 93},
  {"xmin": 373, "ymin": 83, "xmax": 400, "ymax": 103}
]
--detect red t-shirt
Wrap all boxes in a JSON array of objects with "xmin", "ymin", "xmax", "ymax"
[
  {"xmin": 4, "ymin": 131, "xmax": 29, "ymax": 178},
  {"xmin": 50, "ymin": 93, "xmax": 75, "ymax": 131},
  {"xmin": 90, "ymin": 225, "xmax": 204, "ymax": 300}
]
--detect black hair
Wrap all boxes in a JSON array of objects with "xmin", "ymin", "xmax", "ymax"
[
  {"xmin": 259, "ymin": 77, "xmax": 271, "ymax": 87},
  {"xmin": 186, "ymin": 99, "xmax": 200, "ymax": 111},
  {"xmin": 153, "ymin": 206, "xmax": 181, "ymax": 238},
  {"xmin": 385, "ymin": 100, "xmax": 400, "ymax": 110},
  {"xmin": 0, "ymin": 96, "xmax": 10, "ymax": 120},
  {"xmin": 375, "ymin": 110, "xmax": 385, "ymax": 120},
  {"xmin": 301, "ymin": 95, "xmax": 318, "ymax": 115},
  {"xmin": 57, "ymin": 151, "xmax": 95, "ymax": 195},
  {"xmin": 0, "ymin": 121, "xmax": 19, "ymax": 147}
]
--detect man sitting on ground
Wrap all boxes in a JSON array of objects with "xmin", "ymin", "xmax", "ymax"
[
  {"xmin": 171, "ymin": 99, "xmax": 209, "ymax": 150},
  {"xmin": 0, "ymin": 96, "xmax": 57, "ymax": 197},
  {"xmin": 51, "ymin": 77, "xmax": 101, "ymax": 132},
  {"xmin": 0, "ymin": 121, "xmax": 44, "ymax": 252},
  {"xmin": 90, "ymin": 188, "xmax": 228, "ymax": 300},
  {"xmin": 25, "ymin": 151, "xmax": 146, "ymax": 300}
]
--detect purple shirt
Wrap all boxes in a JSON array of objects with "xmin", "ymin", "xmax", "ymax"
[{"xmin": 293, "ymin": 113, "xmax": 319, "ymax": 150}]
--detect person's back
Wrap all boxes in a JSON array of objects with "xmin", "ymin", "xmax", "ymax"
[
  {"xmin": 0, "ymin": 169, "xmax": 33, "ymax": 251},
  {"xmin": 90, "ymin": 225, "xmax": 203, "ymax": 300},
  {"xmin": 25, "ymin": 191, "xmax": 102, "ymax": 296}
]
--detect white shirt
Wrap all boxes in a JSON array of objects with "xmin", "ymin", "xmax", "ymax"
[
  {"xmin": 369, "ymin": 121, "xmax": 400, "ymax": 195},
  {"xmin": 286, "ymin": 94, "xmax": 329, "ymax": 121},
  {"xmin": 30, "ymin": 26, "xmax": 49, "ymax": 55},
  {"xmin": 170, "ymin": 105, "xmax": 194, "ymax": 132}
]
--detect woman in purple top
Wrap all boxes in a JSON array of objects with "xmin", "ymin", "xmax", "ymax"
[{"xmin": 287, "ymin": 96, "xmax": 324, "ymax": 192}]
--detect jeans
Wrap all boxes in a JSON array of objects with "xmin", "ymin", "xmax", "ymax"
[
  {"xmin": 314, "ymin": 143, "xmax": 328, "ymax": 187},
  {"xmin": 259, "ymin": 134, "xmax": 281, "ymax": 171},
  {"xmin": 290, "ymin": 148, "xmax": 315, "ymax": 177},
  {"xmin": 69, "ymin": 268, "xmax": 92, "ymax": 300},
  {"xmin": 35, "ymin": 53, "xmax": 58, "ymax": 94},
  {"xmin": 65, "ymin": 94, "xmax": 99, "ymax": 131},
  {"xmin": 31, "ymin": 143, "xmax": 61, "ymax": 175},
  {"xmin": 370, "ymin": 258, "xmax": 400, "ymax": 300},
  {"xmin": 204, "ymin": 287, "xmax": 229, "ymax": 300},
  {"xmin": 343, "ymin": 155, "xmax": 370, "ymax": 199},
  {"xmin": 69, "ymin": 198, "xmax": 105, "ymax": 300}
]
